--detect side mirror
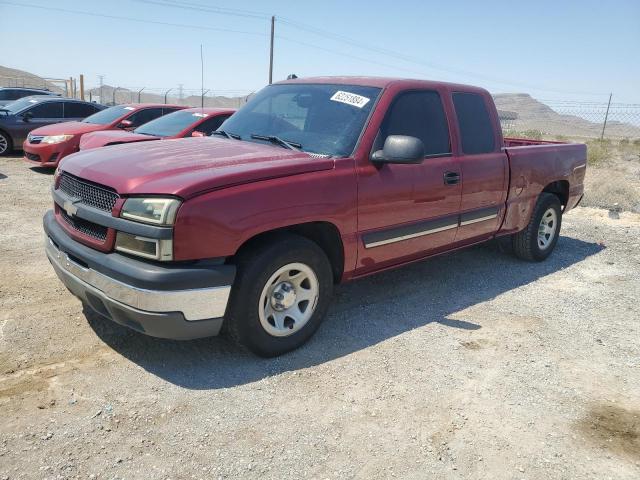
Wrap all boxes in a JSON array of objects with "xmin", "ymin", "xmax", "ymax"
[
  {"xmin": 191, "ymin": 130, "xmax": 205, "ymax": 137},
  {"xmin": 117, "ymin": 119, "xmax": 133, "ymax": 129},
  {"xmin": 22, "ymin": 111, "xmax": 33, "ymax": 122},
  {"xmin": 371, "ymin": 135, "xmax": 425, "ymax": 164}
]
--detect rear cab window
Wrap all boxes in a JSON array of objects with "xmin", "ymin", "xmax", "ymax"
[
  {"xmin": 452, "ymin": 92, "xmax": 495, "ymax": 154},
  {"xmin": 375, "ymin": 90, "xmax": 451, "ymax": 157}
]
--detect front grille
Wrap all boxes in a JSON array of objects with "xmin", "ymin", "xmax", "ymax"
[
  {"xmin": 58, "ymin": 172, "xmax": 118, "ymax": 212},
  {"xmin": 25, "ymin": 152, "xmax": 40, "ymax": 162},
  {"xmin": 60, "ymin": 210, "xmax": 108, "ymax": 241},
  {"xmin": 48, "ymin": 152, "xmax": 59, "ymax": 163}
]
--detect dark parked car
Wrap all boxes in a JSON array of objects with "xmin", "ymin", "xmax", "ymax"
[
  {"xmin": 0, "ymin": 87, "xmax": 60, "ymax": 106},
  {"xmin": 0, "ymin": 96, "xmax": 105, "ymax": 155}
]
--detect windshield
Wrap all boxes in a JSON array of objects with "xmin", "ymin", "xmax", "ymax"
[
  {"xmin": 1, "ymin": 97, "xmax": 43, "ymax": 114},
  {"xmin": 83, "ymin": 105, "xmax": 134, "ymax": 125},
  {"xmin": 219, "ymin": 83, "xmax": 381, "ymax": 157},
  {"xmin": 134, "ymin": 110, "xmax": 204, "ymax": 137}
]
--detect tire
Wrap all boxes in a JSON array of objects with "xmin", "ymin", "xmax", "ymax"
[
  {"xmin": 224, "ymin": 233, "xmax": 334, "ymax": 357},
  {"xmin": 512, "ymin": 193, "xmax": 562, "ymax": 261},
  {"xmin": 0, "ymin": 131, "xmax": 12, "ymax": 156}
]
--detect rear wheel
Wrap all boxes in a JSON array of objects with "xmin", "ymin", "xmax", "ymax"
[
  {"xmin": 0, "ymin": 131, "xmax": 11, "ymax": 156},
  {"xmin": 512, "ymin": 193, "xmax": 562, "ymax": 261},
  {"xmin": 224, "ymin": 234, "xmax": 334, "ymax": 357}
]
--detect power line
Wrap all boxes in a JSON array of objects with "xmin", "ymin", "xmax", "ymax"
[
  {"xmin": 140, "ymin": 0, "xmax": 607, "ymax": 96},
  {"xmin": 135, "ymin": 0, "xmax": 271, "ymax": 20},
  {"xmin": 0, "ymin": 1, "xmax": 267, "ymax": 37},
  {"xmin": 3, "ymin": 0, "xmax": 610, "ymax": 97}
]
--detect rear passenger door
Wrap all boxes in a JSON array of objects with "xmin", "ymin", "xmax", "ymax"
[
  {"xmin": 451, "ymin": 92, "xmax": 508, "ymax": 242},
  {"xmin": 64, "ymin": 102, "xmax": 99, "ymax": 121},
  {"xmin": 357, "ymin": 90, "xmax": 462, "ymax": 271}
]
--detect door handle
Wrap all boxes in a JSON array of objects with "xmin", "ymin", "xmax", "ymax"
[{"xmin": 443, "ymin": 171, "xmax": 460, "ymax": 185}]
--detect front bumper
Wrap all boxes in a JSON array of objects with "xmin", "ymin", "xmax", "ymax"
[
  {"xmin": 44, "ymin": 210, "xmax": 235, "ymax": 340},
  {"xmin": 23, "ymin": 139, "xmax": 77, "ymax": 167}
]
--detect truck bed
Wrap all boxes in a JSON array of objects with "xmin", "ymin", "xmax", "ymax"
[{"xmin": 499, "ymin": 141, "xmax": 587, "ymax": 234}]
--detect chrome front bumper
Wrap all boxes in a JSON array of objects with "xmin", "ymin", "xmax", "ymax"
[{"xmin": 46, "ymin": 237, "xmax": 230, "ymax": 321}]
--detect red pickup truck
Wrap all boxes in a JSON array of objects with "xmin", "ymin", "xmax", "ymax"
[{"xmin": 44, "ymin": 77, "xmax": 586, "ymax": 356}]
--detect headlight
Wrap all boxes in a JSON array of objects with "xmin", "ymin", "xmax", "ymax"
[
  {"xmin": 42, "ymin": 134, "xmax": 74, "ymax": 144},
  {"xmin": 115, "ymin": 232, "xmax": 173, "ymax": 261},
  {"xmin": 120, "ymin": 197, "xmax": 181, "ymax": 225}
]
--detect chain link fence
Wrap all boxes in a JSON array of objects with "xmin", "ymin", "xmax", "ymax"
[
  {"xmin": 2, "ymin": 73, "xmax": 639, "ymax": 141},
  {"xmin": 496, "ymin": 97, "xmax": 640, "ymax": 141}
]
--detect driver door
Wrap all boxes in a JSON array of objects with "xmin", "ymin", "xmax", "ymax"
[{"xmin": 356, "ymin": 90, "xmax": 462, "ymax": 273}]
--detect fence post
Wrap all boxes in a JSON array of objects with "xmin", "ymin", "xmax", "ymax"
[
  {"xmin": 79, "ymin": 75, "xmax": 85, "ymax": 101},
  {"xmin": 600, "ymin": 93, "xmax": 612, "ymax": 140},
  {"xmin": 164, "ymin": 88, "xmax": 173, "ymax": 104},
  {"xmin": 201, "ymin": 89, "xmax": 210, "ymax": 108},
  {"xmin": 112, "ymin": 87, "xmax": 121, "ymax": 105},
  {"xmin": 137, "ymin": 87, "xmax": 145, "ymax": 103}
]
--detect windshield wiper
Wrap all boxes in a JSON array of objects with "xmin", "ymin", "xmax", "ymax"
[
  {"xmin": 250, "ymin": 134, "xmax": 301, "ymax": 151},
  {"xmin": 212, "ymin": 129, "xmax": 241, "ymax": 140}
]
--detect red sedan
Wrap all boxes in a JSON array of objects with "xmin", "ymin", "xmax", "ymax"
[
  {"xmin": 23, "ymin": 103, "xmax": 185, "ymax": 167},
  {"xmin": 79, "ymin": 107, "xmax": 235, "ymax": 151}
]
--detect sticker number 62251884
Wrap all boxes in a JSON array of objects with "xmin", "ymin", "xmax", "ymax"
[{"xmin": 330, "ymin": 91, "xmax": 371, "ymax": 108}]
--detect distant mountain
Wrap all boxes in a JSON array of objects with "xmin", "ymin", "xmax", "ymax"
[
  {"xmin": 0, "ymin": 66, "xmax": 65, "ymax": 93},
  {"xmin": 0, "ymin": 65, "xmax": 248, "ymax": 108},
  {"xmin": 86, "ymin": 84, "xmax": 248, "ymax": 108},
  {"xmin": 493, "ymin": 93, "xmax": 640, "ymax": 138}
]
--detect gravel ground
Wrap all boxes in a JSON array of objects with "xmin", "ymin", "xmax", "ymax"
[{"xmin": 0, "ymin": 155, "xmax": 639, "ymax": 480}]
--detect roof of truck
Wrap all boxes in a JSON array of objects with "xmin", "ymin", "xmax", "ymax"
[{"xmin": 277, "ymin": 76, "xmax": 488, "ymax": 94}]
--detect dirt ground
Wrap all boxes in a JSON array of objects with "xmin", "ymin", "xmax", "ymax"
[{"xmin": 0, "ymin": 154, "xmax": 639, "ymax": 480}]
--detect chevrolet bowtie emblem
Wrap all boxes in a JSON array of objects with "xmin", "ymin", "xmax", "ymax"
[{"xmin": 63, "ymin": 200, "xmax": 78, "ymax": 217}]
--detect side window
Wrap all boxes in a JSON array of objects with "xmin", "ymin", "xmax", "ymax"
[
  {"xmin": 126, "ymin": 108, "xmax": 164, "ymax": 127},
  {"xmin": 64, "ymin": 102, "xmax": 99, "ymax": 119},
  {"xmin": 377, "ymin": 90, "xmax": 450, "ymax": 157},
  {"xmin": 195, "ymin": 115, "xmax": 229, "ymax": 135},
  {"xmin": 162, "ymin": 107, "xmax": 181, "ymax": 115},
  {"xmin": 28, "ymin": 102, "xmax": 63, "ymax": 118},
  {"xmin": 0, "ymin": 90, "xmax": 20, "ymax": 100},
  {"xmin": 452, "ymin": 92, "xmax": 495, "ymax": 154}
]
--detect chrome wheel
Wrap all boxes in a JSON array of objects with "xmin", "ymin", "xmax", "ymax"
[
  {"xmin": 0, "ymin": 134, "xmax": 8, "ymax": 154},
  {"xmin": 537, "ymin": 207, "xmax": 558, "ymax": 250},
  {"xmin": 258, "ymin": 262, "xmax": 319, "ymax": 337}
]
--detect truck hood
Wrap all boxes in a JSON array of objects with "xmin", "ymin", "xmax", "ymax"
[
  {"xmin": 80, "ymin": 130, "xmax": 160, "ymax": 150},
  {"xmin": 30, "ymin": 121, "xmax": 110, "ymax": 136},
  {"xmin": 60, "ymin": 137, "xmax": 335, "ymax": 198}
]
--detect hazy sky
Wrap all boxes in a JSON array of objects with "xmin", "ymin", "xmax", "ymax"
[{"xmin": 1, "ymin": 0, "xmax": 639, "ymax": 103}]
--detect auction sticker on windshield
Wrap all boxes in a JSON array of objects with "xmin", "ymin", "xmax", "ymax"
[{"xmin": 330, "ymin": 91, "xmax": 370, "ymax": 108}]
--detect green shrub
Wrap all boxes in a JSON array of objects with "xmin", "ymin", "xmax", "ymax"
[
  {"xmin": 503, "ymin": 129, "xmax": 544, "ymax": 140},
  {"xmin": 586, "ymin": 139, "xmax": 610, "ymax": 166}
]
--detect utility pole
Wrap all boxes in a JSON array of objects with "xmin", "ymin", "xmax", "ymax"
[
  {"xmin": 98, "ymin": 75, "xmax": 105, "ymax": 105},
  {"xmin": 200, "ymin": 44, "xmax": 205, "ymax": 108},
  {"xmin": 178, "ymin": 83, "xmax": 184, "ymax": 104},
  {"xmin": 79, "ymin": 74, "xmax": 85, "ymax": 101},
  {"xmin": 269, "ymin": 15, "xmax": 275, "ymax": 84},
  {"xmin": 600, "ymin": 93, "xmax": 613, "ymax": 141}
]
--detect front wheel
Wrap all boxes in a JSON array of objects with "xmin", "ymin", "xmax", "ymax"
[
  {"xmin": 224, "ymin": 234, "xmax": 334, "ymax": 357},
  {"xmin": 0, "ymin": 131, "xmax": 12, "ymax": 156},
  {"xmin": 511, "ymin": 193, "xmax": 562, "ymax": 261}
]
